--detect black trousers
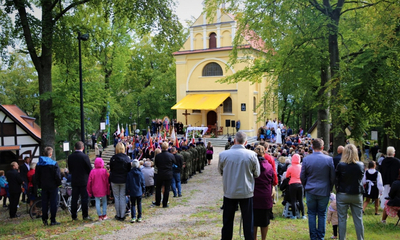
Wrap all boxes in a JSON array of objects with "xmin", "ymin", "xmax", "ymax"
[
  {"xmin": 222, "ymin": 197, "xmax": 254, "ymax": 240},
  {"xmin": 71, "ymin": 185, "xmax": 89, "ymax": 219},
  {"xmin": 155, "ymin": 176, "xmax": 171, "ymax": 207},
  {"xmin": 289, "ymin": 183, "xmax": 305, "ymax": 216},
  {"xmin": 9, "ymin": 192, "xmax": 21, "ymax": 218},
  {"xmin": 42, "ymin": 188, "xmax": 58, "ymax": 222}
]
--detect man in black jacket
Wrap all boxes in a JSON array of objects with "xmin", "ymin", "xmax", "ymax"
[
  {"xmin": 6, "ymin": 162, "xmax": 23, "ymax": 218},
  {"xmin": 153, "ymin": 142, "xmax": 175, "ymax": 208},
  {"xmin": 36, "ymin": 147, "xmax": 62, "ymax": 225},
  {"xmin": 68, "ymin": 141, "xmax": 92, "ymax": 220},
  {"xmin": 171, "ymin": 147, "xmax": 183, "ymax": 197}
]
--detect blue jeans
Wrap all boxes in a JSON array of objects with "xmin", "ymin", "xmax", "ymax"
[
  {"xmin": 130, "ymin": 196, "xmax": 142, "ymax": 219},
  {"xmin": 171, "ymin": 172, "xmax": 181, "ymax": 196},
  {"xmin": 95, "ymin": 196, "xmax": 107, "ymax": 216},
  {"xmin": 306, "ymin": 192, "xmax": 330, "ymax": 240}
]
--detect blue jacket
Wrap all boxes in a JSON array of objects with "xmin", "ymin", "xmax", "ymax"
[
  {"xmin": 126, "ymin": 168, "xmax": 145, "ymax": 197},
  {"xmin": 301, "ymin": 152, "xmax": 335, "ymax": 197},
  {"xmin": 36, "ymin": 156, "xmax": 61, "ymax": 190}
]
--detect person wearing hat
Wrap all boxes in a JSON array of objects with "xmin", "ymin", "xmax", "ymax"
[{"xmin": 126, "ymin": 159, "xmax": 145, "ymax": 223}]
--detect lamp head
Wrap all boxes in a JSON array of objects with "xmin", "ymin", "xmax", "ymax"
[{"xmin": 78, "ymin": 33, "xmax": 89, "ymax": 41}]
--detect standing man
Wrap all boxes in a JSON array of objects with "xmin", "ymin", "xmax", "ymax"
[
  {"xmin": 19, "ymin": 156, "xmax": 31, "ymax": 203},
  {"xmin": 36, "ymin": 147, "xmax": 62, "ymax": 225},
  {"xmin": 219, "ymin": 132, "xmax": 260, "ymax": 240},
  {"xmin": 91, "ymin": 133, "xmax": 96, "ymax": 150},
  {"xmin": 380, "ymin": 146, "xmax": 400, "ymax": 209},
  {"xmin": 153, "ymin": 142, "xmax": 175, "ymax": 208},
  {"xmin": 300, "ymin": 138, "xmax": 335, "ymax": 240},
  {"xmin": 68, "ymin": 141, "xmax": 92, "ymax": 220},
  {"xmin": 236, "ymin": 120, "xmax": 240, "ymax": 133},
  {"xmin": 171, "ymin": 147, "xmax": 183, "ymax": 197},
  {"xmin": 6, "ymin": 162, "xmax": 23, "ymax": 218}
]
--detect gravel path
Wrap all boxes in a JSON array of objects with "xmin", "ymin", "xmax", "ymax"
[{"xmin": 97, "ymin": 147, "xmax": 227, "ymax": 240}]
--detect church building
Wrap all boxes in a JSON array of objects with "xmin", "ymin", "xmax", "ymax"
[{"xmin": 172, "ymin": 8, "xmax": 277, "ymax": 137}]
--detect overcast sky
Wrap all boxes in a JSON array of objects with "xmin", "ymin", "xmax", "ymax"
[{"xmin": 175, "ymin": 0, "xmax": 204, "ymax": 27}]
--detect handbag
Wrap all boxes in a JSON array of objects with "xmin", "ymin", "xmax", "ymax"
[
  {"xmin": 0, "ymin": 187, "xmax": 6, "ymax": 196},
  {"xmin": 206, "ymin": 149, "xmax": 213, "ymax": 155}
]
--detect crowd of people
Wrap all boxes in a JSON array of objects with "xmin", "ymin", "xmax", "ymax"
[
  {"xmin": 219, "ymin": 124, "xmax": 400, "ymax": 240},
  {"xmin": 1, "ymin": 118, "xmax": 400, "ymax": 240}
]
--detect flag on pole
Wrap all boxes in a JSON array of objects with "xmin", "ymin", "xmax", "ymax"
[
  {"xmin": 149, "ymin": 134, "xmax": 154, "ymax": 150},
  {"xmin": 117, "ymin": 123, "xmax": 121, "ymax": 137},
  {"xmin": 171, "ymin": 126, "xmax": 176, "ymax": 141},
  {"xmin": 175, "ymin": 137, "xmax": 179, "ymax": 148},
  {"xmin": 125, "ymin": 123, "xmax": 128, "ymax": 137},
  {"xmin": 191, "ymin": 131, "xmax": 195, "ymax": 145},
  {"xmin": 163, "ymin": 131, "xmax": 167, "ymax": 140},
  {"xmin": 146, "ymin": 127, "xmax": 150, "ymax": 141}
]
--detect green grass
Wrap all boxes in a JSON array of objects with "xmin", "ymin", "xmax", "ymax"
[{"xmin": 1, "ymin": 192, "xmax": 400, "ymax": 239}]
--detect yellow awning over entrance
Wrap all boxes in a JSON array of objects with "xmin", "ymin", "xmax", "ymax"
[{"xmin": 171, "ymin": 93, "xmax": 230, "ymax": 110}]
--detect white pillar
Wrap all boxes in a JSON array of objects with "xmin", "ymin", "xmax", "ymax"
[
  {"xmin": 190, "ymin": 28, "xmax": 194, "ymax": 50},
  {"xmin": 203, "ymin": 26, "xmax": 207, "ymax": 49},
  {"xmin": 217, "ymin": 8, "xmax": 221, "ymax": 23},
  {"xmin": 217, "ymin": 25, "xmax": 221, "ymax": 48},
  {"xmin": 231, "ymin": 23, "xmax": 236, "ymax": 45}
]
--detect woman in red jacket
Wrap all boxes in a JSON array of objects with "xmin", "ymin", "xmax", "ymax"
[{"xmin": 286, "ymin": 154, "xmax": 306, "ymax": 219}]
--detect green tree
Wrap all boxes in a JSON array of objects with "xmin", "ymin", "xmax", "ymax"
[{"xmin": 0, "ymin": 0, "xmax": 182, "ymax": 155}]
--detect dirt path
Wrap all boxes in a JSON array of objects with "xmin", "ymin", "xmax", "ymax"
[{"xmin": 97, "ymin": 147, "xmax": 227, "ymax": 240}]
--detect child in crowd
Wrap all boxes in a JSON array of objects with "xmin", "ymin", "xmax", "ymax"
[
  {"xmin": 126, "ymin": 159, "xmax": 145, "ymax": 223},
  {"xmin": 87, "ymin": 157, "xmax": 110, "ymax": 221},
  {"xmin": 142, "ymin": 160, "xmax": 154, "ymax": 197},
  {"xmin": 362, "ymin": 160, "xmax": 383, "ymax": 215},
  {"xmin": 0, "ymin": 170, "xmax": 8, "ymax": 207},
  {"xmin": 327, "ymin": 193, "xmax": 338, "ymax": 239}
]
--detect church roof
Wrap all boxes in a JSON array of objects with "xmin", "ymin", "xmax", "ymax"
[{"xmin": 0, "ymin": 104, "xmax": 41, "ymax": 141}]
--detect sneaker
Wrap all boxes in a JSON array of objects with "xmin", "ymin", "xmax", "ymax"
[
  {"xmin": 178, "ymin": 194, "xmax": 182, "ymax": 197},
  {"xmin": 290, "ymin": 216, "xmax": 297, "ymax": 219},
  {"xmin": 102, "ymin": 215, "xmax": 108, "ymax": 220},
  {"xmin": 83, "ymin": 216, "xmax": 93, "ymax": 221},
  {"xmin": 381, "ymin": 220, "xmax": 386, "ymax": 224},
  {"xmin": 50, "ymin": 221, "xmax": 61, "ymax": 226},
  {"xmin": 130, "ymin": 218, "xmax": 136, "ymax": 223},
  {"xmin": 301, "ymin": 216, "xmax": 307, "ymax": 219},
  {"xmin": 330, "ymin": 236, "xmax": 337, "ymax": 239},
  {"xmin": 137, "ymin": 218, "xmax": 142, "ymax": 223},
  {"xmin": 99, "ymin": 216, "xmax": 103, "ymax": 221}
]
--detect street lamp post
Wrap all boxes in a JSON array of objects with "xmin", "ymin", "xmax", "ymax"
[
  {"xmin": 137, "ymin": 100, "xmax": 141, "ymax": 130},
  {"xmin": 78, "ymin": 32, "xmax": 89, "ymax": 153}
]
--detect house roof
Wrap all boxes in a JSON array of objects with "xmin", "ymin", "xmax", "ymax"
[{"xmin": 0, "ymin": 105, "xmax": 41, "ymax": 142}]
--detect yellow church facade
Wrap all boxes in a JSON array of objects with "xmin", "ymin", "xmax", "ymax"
[{"xmin": 172, "ymin": 10, "xmax": 277, "ymax": 137}]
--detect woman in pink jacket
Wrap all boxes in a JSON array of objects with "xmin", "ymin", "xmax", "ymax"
[
  {"xmin": 87, "ymin": 157, "xmax": 110, "ymax": 220},
  {"xmin": 286, "ymin": 154, "xmax": 306, "ymax": 219}
]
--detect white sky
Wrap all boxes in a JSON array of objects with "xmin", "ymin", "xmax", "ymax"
[{"xmin": 175, "ymin": 0, "xmax": 205, "ymax": 27}]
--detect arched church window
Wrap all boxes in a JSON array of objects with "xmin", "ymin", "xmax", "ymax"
[
  {"xmin": 209, "ymin": 32, "xmax": 216, "ymax": 49},
  {"xmin": 202, "ymin": 62, "xmax": 223, "ymax": 76},
  {"xmin": 223, "ymin": 97, "xmax": 232, "ymax": 113}
]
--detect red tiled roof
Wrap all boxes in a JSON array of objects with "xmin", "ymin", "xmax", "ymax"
[{"xmin": 1, "ymin": 105, "xmax": 41, "ymax": 140}]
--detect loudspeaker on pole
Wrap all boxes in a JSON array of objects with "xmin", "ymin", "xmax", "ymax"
[{"xmin": 225, "ymin": 119, "xmax": 231, "ymax": 127}]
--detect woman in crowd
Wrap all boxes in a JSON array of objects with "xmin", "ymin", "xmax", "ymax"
[
  {"xmin": 381, "ymin": 169, "xmax": 400, "ymax": 223},
  {"xmin": 109, "ymin": 142, "xmax": 131, "ymax": 221},
  {"xmin": 336, "ymin": 144, "xmax": 365, "ymax": 240},
  {"xmin": 362, "ymin": 161, "xmax": 383, "ymax": 215},
  {"xmin": 27, "ymin": 162, "xmax": 37, "ymax": 208},
  {"xmin": 253, "ymin": 146, "xmax": 275, "ymax": 240},
  {"xmin": 285, "ymin": 154, "xmax": 306, "ymax": 219},
  {"xmin": 206, "ymin": 141, "xmax": 214, "ymax": 165}
]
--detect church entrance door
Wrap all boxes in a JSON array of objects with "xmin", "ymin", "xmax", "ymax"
[{"xmin": 207, "ymin": 111, "xmax": 217, "ymax": 127}]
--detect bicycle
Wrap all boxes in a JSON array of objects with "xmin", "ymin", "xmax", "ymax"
[{"xmin": 29, "ymin": 184, "xmax": 81, "ymax": 220}]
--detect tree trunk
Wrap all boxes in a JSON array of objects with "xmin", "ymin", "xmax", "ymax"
[
  {"xmin": 38, "ymin": 0, "xmax": 56, "ymax": 157},
  {"xmin": 317, "ymin": 66, "xmax": 330, "ymax": 150}
]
